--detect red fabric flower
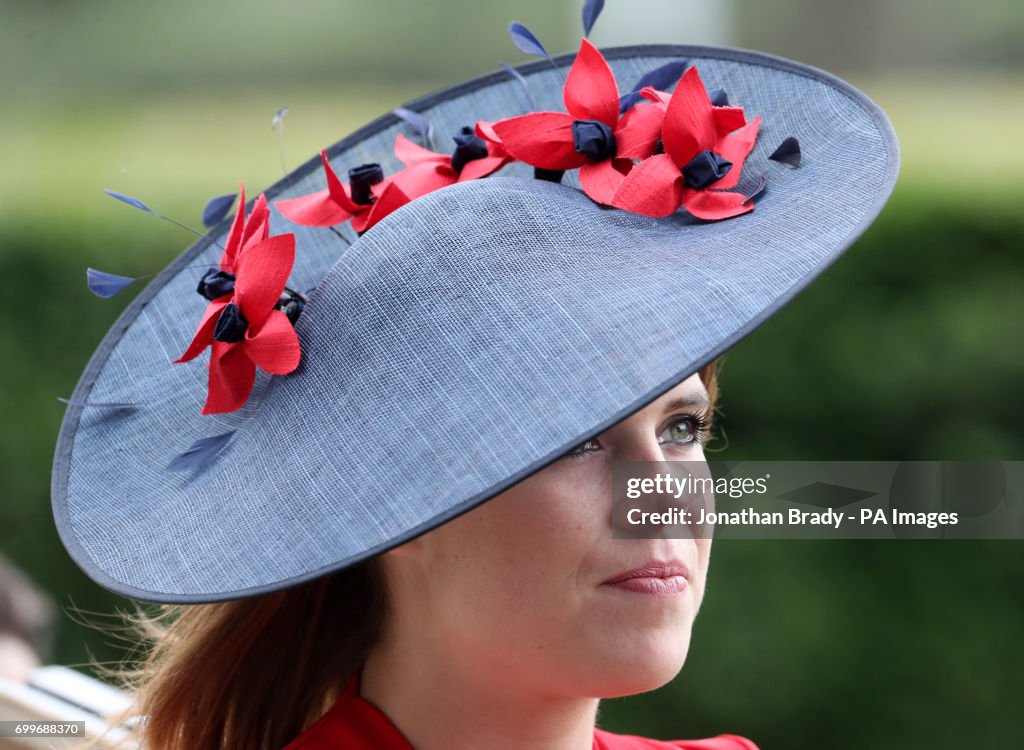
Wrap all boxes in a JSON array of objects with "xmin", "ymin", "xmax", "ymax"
[
  {"xmin": 633, "ymin": 85, "xmax": 749, "ymax": 141},
  {"xmin": 610, "ymin": 67, "xmax": 761, "ymax": 221},
  {"xmin": 490, "ymin": 38, "xmax": 666, "ymax": 204},
  {"xmin": 275, "ymin": 150, "xmax": 413, "ymax": 234},
  {"xmin": 218, "ymin": 184, "xmax": 268, "ymax": 273},
  {"xmin": 389, "ymin": 123, "xmax": 513, "ymax": 198},
  {"xmin": 176, "ymin": 192, "xmax": 300, "ymax": 415}
]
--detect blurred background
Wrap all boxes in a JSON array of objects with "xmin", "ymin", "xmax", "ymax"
[{"xmin": 1, "ymin": 0, "xmax": 1021, "ymax": 747}]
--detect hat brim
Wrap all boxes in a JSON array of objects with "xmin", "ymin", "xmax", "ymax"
[{"xmin": 52, "ymin": 44, "xmax": 898, "ymax": 603}]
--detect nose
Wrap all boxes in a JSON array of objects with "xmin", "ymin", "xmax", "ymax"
[
  {"xmin": 607, "ymin": 432, "xmax": 708, "ymax": 539},
  {"xmin": 609, "ymin": 436, "xmax": 672, "ymax": 537}
]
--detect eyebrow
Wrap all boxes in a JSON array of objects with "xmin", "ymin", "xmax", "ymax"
[{"xmin": 660, "ymin": 393, "xmax": 711, "ymax": 413}]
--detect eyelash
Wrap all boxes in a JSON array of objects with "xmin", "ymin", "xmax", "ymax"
[{"xmin": 564, "ymin": 409, "xmax": 712, "ymax": 460}]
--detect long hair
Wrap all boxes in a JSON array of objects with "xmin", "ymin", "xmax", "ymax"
[{"xmin": 79, "ymin": 360, "xmax": 722, "ymax": 750}]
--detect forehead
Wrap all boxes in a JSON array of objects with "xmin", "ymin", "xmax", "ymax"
[
  {"xmin": 657, "ymin": 373, "xmax": 710, "ymax": 406},
  {"xmin": 610, "ymin": 373, "xmax": 711, "ymax": 430}
]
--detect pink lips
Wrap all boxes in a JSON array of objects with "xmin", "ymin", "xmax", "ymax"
[{"xmin": 600, "ymin": 561, "xmax": 690, "ymax": 596}]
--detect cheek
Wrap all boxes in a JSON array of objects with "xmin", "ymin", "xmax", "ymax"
[
  {"xmin": 423, "ymin": 469, "xmax": 602, "ymax": 642},
  {"xmin": 692, "ymin": 538, "xmax": 713, "ymax": 603}
]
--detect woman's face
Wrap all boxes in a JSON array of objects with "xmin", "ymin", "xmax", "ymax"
[{"xmin": 383, "ymin": 373, "xmax": 714, "ymax": 699}]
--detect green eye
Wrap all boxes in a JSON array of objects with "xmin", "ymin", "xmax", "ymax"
[
  {"xmin": 564, "ymin": 410, "xmax": 711, "ymax": 461},
  {"xmin": 660, "ymin": 412, "xmax": 711, "ymax": 448},
  {"xmin": 662, "ymin": 419, "xmax": 695, "ymax": 443}
]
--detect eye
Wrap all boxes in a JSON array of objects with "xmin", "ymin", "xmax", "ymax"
[
  {"xmin": 565, "ymin": 437, "xmax": 600, "ymax": 460},
  {"xmin": 563, "ymin": 410, "xmax": 711, "ymax": 460},
  {"xmin": 659, "ymin": 413, "xmax": 709, "ymax": 448}
]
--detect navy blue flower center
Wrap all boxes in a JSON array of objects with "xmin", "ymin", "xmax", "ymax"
[
  {"xmin": 348, "ymin": 163, "xmax": 384, "ymax": 205},
  {"xmin": 534, "ymin": 167, "xmax": 565, "ymax": 184},
  {"xmin": 681, "ymin": 150, "xmax": 733, "ymax": 189},
  {"xmin": 450, "ymin": 126, "xmax": 489, "ymax": 174},
  {"xmin": 197, "ymin": 268, "xmax": 236, "ymax": 301},
  {"xmin": 212, "ymin": 303, "xmax": 248, "ymax": 343},
  {"xmin": 279, "ymin": 295, "xmax": 305, "ymax": 325},
  {"xmin": 572, "ymin": 119, "xmax": 616, "ymax": 161}
]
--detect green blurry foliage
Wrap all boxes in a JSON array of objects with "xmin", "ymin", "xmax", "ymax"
[{"xmin": 717, "ymin": 185, "xmax": 1024, "ymax": 462}]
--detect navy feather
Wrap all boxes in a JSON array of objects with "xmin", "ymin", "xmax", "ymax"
[
  {"xmin": 617, "ymin": 91, "xmax": 645, "ymax": 114},
  {"xmin": 742, "ymin": 175, "xmax": 768, "ymax": 204},
  {"xmin": 392, "ymin": 107, "xmax": 435, "ymax": 146},
  {"xmin": 508, "ymin": 21, "xmax": 550, "ymax": 60},
  {"xmin": 633, "ymin": 59, "xmax": 691, "ymax": 92},
  {"xmin": 87, "ymin": 267, "xmax": 137, "ymax": 298},
  {"xmin": 102, "ymin": 189, "xmax": 153, "ymax": 214},
  {"xmin": 769, "ymin": 136, "xmax": 802, "ymax": 168},
  {"xmin": 167, "ymin": 431, "xmax": 236, "ymax": 472},
  {"xmin": 499, "ymin": 61, "xmax": 537, "ymax": 109},
  {"xmin": 57, "ymin": 397, "xmax": 137, "ymax": 409},
  {"xmin": 499, "ymin": 61, "xmax": 529, "ymax": 90},
  {"xmin": 707, "ymin": 87, "xmax": 729, "ymax": 107},
  {"xmin": 202, "ymin": 193, "xmax": 237, "ymax": 228},
  {"xmin": 619, "ymin": 59, "xmax": 690, "ymax": 113},
  {"xmin": 582, "ymin": 0, "xmax": 605, "ymax": 37}
]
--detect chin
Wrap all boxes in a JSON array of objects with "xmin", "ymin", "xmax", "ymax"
[{"xmin": 570, "ymin": 631, "xmax": 693, "ymax": 698}]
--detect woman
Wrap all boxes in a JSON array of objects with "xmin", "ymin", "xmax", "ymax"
[
  {"xmin": 101, "ymin": 367, "xmax": 731, "ymax": 750},
  {"xmin": 53, "ymin": 7, "xmax": 898, "ymax": 749}
]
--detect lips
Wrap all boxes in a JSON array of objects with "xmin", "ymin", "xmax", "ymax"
[{"xmin": 602, "ymin": 560, "xmax": 690, "ymax": 585}]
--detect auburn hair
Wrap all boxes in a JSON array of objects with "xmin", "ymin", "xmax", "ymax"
[{"xmin": 79, "ymin": 360, "xmax": 722, "ymax": 750}]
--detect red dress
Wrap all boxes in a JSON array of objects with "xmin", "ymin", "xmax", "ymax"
[{"xmin": 282, "ymin": 667, "xmax": 758, "ymax": 750}]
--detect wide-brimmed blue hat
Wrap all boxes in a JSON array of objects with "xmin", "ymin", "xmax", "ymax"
[{"xmin": 51, "ymin": 32, "xmax": 898, "ymax": 603}]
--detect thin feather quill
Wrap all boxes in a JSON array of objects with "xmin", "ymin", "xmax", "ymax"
[{"xmin": 57, "ymin": 397, "xmax": 137, "ymax": 409}]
